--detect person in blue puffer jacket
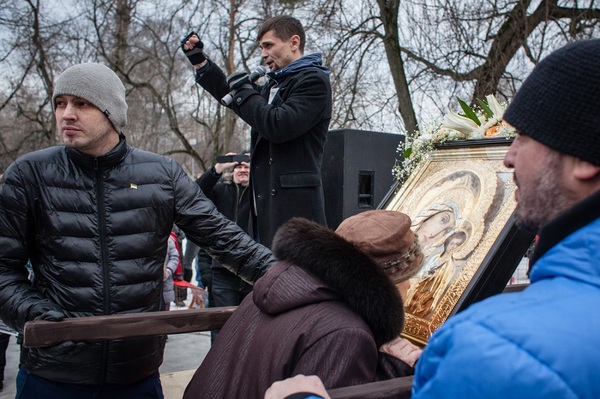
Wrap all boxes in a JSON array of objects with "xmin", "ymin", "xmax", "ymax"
[
  {"xmin": 411, "ymin": 38, "xmax": 600, "ymax": 399},
  {"xmin": 263, "ymin": 38, "xmax": 600, "ymax": 399}
]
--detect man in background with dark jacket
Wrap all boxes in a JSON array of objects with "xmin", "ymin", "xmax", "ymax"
[
  {"xmin": 0, "ymin": 62, "xmax": 274, "ymax": 399},
  {"xmin": 182, "ymin": 15, "xmax": 332, "ymax": 248},
  {"xmin": 198, "ymin": 153, "xmax": 252, "ymax": 343}
]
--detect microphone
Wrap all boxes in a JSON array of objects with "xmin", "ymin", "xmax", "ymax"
[
  {"xmin": 221, "ymin": 66, "xmax": 269, "ymax": 106},
  {"xmin": 246, "ymin": 66, "xmax": 269, "ymax": 84}
]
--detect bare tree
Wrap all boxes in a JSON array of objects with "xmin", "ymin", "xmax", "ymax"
[
  {"xmin": 0, "ymin": 0, "xmax": 77, "ymax": 170},
  {"xmin": 397, "ymin": 0, "xmax": 600, "ymax": 105},
  {"xmin": 323, "ymin": 0, "xmax": 599, "ymax": 135},
  {"xmin": 1, "ymin": 0, "xmax": 598, "ymax": 173}
]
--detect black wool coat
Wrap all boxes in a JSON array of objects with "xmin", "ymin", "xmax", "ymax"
[
  {"xmin": 196, "ymin": 59, "xmax": 332, "ymax": 248},
  {"xmin": 197, "ymin": 168, "xmax": 251, "ymax": 272}
]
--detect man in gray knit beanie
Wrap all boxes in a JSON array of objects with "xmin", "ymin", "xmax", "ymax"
[
  {"xmin": 53, "ymin": 63, "xmax": 128, "ymax": 133},
  {"xmin": 264, "ymin": 39, "xmax": 600, "ymax": 399},
  {"xmin": 0, "ymin": 62, "xmax": 275, "ymax": 398}
]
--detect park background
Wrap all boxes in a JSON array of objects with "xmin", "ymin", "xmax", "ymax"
[{"xmin": 1, "ymin": 0, "xmax": 598, "ymax": 175}]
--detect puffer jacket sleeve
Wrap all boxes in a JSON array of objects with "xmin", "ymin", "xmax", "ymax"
[
  {"xmin": 171, "ymin": 161, "xmax": 275, "ymax": 284},
  {"xmin": 196, "ymin": 167, "xmax": 220, "ymax": 201},
  {"xmin": 0, "ymin": 163, "xmax": 61, "ymax": 333},
  {"xmin": 412, "ymin": 315, "xmax": 577, "ymax": 399}
]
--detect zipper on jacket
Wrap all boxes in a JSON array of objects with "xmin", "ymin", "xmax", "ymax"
[{"xmin": 95, "ymin": 158, "xmax": 110, "ymax": 385}]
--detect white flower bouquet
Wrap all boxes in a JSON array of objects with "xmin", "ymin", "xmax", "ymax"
[{"xmin": 393, "ymin": 95, "xmax": 515, "ymax": 185}]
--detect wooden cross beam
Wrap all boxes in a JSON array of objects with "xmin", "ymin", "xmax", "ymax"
[
  {"xmin": 23, "ymin": 306, "xmax": 236, "ymax": 348},
  {"xmin": 22, "ymin": 306, "xmax": 415, "ymax": 398}
]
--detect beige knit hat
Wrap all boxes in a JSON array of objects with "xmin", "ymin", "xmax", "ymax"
[{"xmin": 335, "ymin": 210, "xmax": 424, "ymax": 283}]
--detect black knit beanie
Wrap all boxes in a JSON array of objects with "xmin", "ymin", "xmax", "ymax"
[{"xmin": 503, "ymin": 39, "xmax": 600, "ymax": 166}]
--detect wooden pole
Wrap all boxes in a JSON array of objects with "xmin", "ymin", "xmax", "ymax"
[
  {"xmin": 23, "ymin": 306, "xmax": 415, "ymax": 398},
  {"xmin": 329, "ymin": 376, "xmax": 413, "ymax": 399},
  {"xmin": 23, "ymin": 306, "xmax": 236, "ymax": 348}
]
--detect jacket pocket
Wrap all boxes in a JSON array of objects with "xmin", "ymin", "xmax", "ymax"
[{"xmin": 279, "ymin": 172, "xmax": 321, "ymax": 188}]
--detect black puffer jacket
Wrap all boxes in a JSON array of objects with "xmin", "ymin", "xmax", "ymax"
[{"xmin": 0, "ymin": 136, "xmax": 274, "ymax": 385}]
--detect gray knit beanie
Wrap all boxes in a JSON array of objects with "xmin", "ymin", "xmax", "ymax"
[
  {"xmin": 52, "ymin": 63, "xmax": 127, "ymax": 133},
  {"xmin": 503, "ymin": 39, "xmax": 600, "ymax": 166}
]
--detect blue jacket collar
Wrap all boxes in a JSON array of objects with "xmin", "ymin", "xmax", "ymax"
[
  {"xmin": 530, "ymin": 190, "xmax": 600, "ymax": 287},
  {"xmin": 531, "ymin": 189, "xmax": 600, "ymax": 266}
]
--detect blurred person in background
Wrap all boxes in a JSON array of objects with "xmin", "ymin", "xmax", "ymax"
[{"xmin": 197, "ymin": 152, "xmax": 252, "ymax": 342}]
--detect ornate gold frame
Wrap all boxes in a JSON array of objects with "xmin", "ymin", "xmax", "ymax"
[{"xmin": 383, "ymin": 139, "xmax": 517, "ymax": 345}]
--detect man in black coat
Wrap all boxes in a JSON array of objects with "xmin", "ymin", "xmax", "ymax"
[{"xmin": 182, "ymin": 15, "xmax": 332, "ymax": 248}]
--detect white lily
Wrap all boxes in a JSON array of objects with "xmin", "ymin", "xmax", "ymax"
[
  {"xmin": 471, "ymin": 126, "xmax": 486, "ymax": 139},
  {"xmin": 441, "ymin": 111, "xmax": 478, "ymax": 136},
  {"xmin": 486, "ymin": 94, "xmax": 505, "ymax": 119}
]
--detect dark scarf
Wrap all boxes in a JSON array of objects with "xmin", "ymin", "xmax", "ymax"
[{"xmin": 268, "ymin": 53, "xmax": 329, "ymax": 86}]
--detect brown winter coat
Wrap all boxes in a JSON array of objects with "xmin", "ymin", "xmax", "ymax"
[{"xmin": 183, "ymin": 218, "xmax": 406, "ymax": 398}]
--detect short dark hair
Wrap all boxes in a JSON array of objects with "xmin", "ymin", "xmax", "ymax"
[{"xmin": 257, "ymin": 16, "xmax": 305, "ymax": 53}]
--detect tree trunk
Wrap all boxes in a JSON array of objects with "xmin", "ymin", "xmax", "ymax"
[{"xmin": 377, "ymin": 0, "xmax": 418, "ymax": 134}]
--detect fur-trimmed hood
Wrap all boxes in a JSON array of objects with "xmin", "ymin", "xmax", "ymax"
[{"xmin": 256, "ymin": 217, "xmax": 405, "ymax": 346}]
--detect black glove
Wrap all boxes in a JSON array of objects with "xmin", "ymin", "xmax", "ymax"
[
  {"xmin": 226, "ymin": 71, "xmax": 252, "ymax": 91},
  {"xmin": 181, "ymin": 31, "xmax": 206, "ymax": 65},
  {"xmin": 28, "ymin": 302, "xmax": 65, "ymax": 322}
]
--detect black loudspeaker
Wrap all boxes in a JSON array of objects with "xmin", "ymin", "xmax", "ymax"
[{"xmin": 322, "ymin": 129, "xmax": 405, "ymax": 230}]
